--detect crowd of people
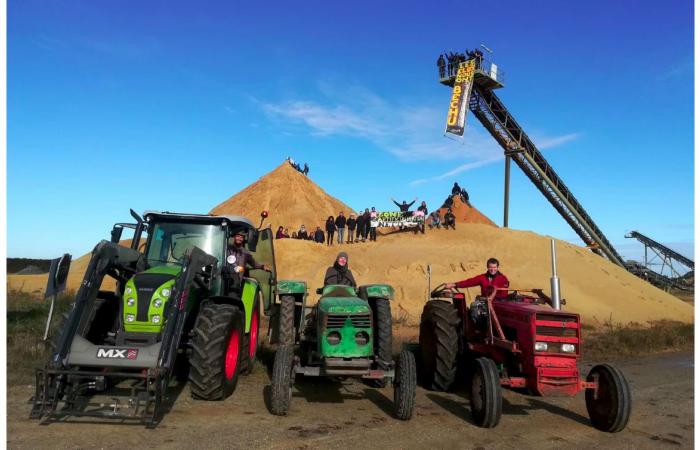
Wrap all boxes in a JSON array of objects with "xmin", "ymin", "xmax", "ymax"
[
  {"xmin": 286, "ymin": 156, "xmax": 309, "ymax": 176},
  {"xmin": 274, "ymin": 181, "xmax": 472, "ymax": 244},
  {"xmin": 436, "ymin": 48, "xmax": 484, "ymax": 78}
]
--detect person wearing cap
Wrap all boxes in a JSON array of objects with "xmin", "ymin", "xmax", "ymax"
[
  {"xmin": 323, "ymin": 252, "xmax": 357, "ymax": 288},
  {"xmin": 225, "ymin": 229, "xmax": 270, "ymax": 294}
]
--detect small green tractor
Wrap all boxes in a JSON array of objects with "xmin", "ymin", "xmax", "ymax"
[
  {"xmin": 31, "ymin": 209, "xmax": 302, "ymax": 426},
  {"xmin": 269, "ymin": 283, "xmax": 416, "ymax": 420}
]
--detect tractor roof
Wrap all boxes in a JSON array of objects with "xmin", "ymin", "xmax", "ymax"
[{"xmin": 143, "ymin": 211, "xmax": 254, "ymax": 229}]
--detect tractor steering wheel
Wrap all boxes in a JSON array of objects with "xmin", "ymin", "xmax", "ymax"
[{"xmin": 431, "ymin": 282, "xmax": 461, "ymax": 298}]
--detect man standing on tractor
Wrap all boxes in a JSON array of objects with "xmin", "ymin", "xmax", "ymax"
[
  {"xmin": 444, "ymin": 258, "xmax": 509, "ymax": 300},
  {"xmin": 225, "ymin": 230, "xmax": 270, "ymax": 294},
  {"xmin": 323, "ymin": 252, "xmax": 357, "ymax": 288}
]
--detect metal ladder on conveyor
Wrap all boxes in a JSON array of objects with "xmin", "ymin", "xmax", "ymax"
[{"xmin": 466, "ymin": 84, "xmax": 626, "ymax": 268}]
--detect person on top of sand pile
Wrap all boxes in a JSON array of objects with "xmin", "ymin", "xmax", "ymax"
[
  {"xmin": 335, "ymin": 212, "xmax": 347, "ymax": 245},
  {"xmin": 444, "ymin": 258, "xmax": 510, "ymax": 300},
  {"xmin": 325, "ymin": 216, "xmax": 336, "ymax": 246},
  {"xmin": 224, "ymin": 230, "xmax": 270, "ymax": 294},
  {"xmin": 429, "ymin": 211, "xmax": 441, "ymax": 229},
  {"xmin": 460, "ymin": 187, "xmax": 471, "ymax": 207},
  {"xmin": 303, "ymin": 163, "xmax": 309, "ymax": 176},
  {"xmin": 442, "ymin": 195, "xmax": 454, "ymax": 209},
  {"xmin": 443, "ymin": 208, "xmax": 456, "ymax": 230},
  {"xmin": 347, "ymin": 213, "xmax": 357, "ymax": 243},
  {"xmin": 391, "ymin": 197, "xmax": 417, "ymax": 213},
  {"xmin": 415, "ymin": 201, "xmax": 429, "ymax": 234},
  {"xmin": 452, "ymin": 182, "xmax": 462, "ymax": 196},
  {"xmin": 323, "ymin": 252, "xmax": 357, "ymax": 288}
]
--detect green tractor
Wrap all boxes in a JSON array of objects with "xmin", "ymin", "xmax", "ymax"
[
  {"xmin": 31, "ymin": 209, "xmax": 299, "ymax": 426},
  {"xmin": 269, "ymin": 283, "xmax": 416, "ymax": 420}
]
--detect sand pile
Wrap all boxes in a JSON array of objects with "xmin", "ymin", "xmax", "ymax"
[
  {"xmin": 8, "ymin": 164, "xmax": 693, "ymax": 326},
  {"xmin": 438, "ymin": 194, "xmax": 496, "ymax": 226},
  {"xmin": 210, "ymin": 162, "xmax": 354, "ymax": 234}
]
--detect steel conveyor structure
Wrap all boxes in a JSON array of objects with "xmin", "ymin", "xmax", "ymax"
[{"xmin": 624, "ymin": 230, "xmax": 693, "ymax": 291}]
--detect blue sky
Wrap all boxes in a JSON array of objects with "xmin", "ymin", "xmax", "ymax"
[{"xmin": 8, "ymin": 0, "xmax": 694, "ymax": 269}]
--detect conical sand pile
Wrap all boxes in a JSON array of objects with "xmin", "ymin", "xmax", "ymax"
[{"xmin": 438, "ymin": 194, "xmax": 496, "ymax": 226}]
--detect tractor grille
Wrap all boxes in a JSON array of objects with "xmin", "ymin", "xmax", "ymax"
[
  {"xmin": 536, "ymin": 313, "xmax": 578, "ymax": 338},
  {"xmin": 326, "ymin": 314, "xmax": 372, "ymax": 328}
]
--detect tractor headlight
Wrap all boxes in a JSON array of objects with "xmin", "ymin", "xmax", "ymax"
[
  {"xmin": 354, "ymin": 331, "xmax": 369, "ymax": 346},
  {"xmin": 125, "ymin": 287, "xmax": 133, "ymax": 295},
  {"xmin": 327, "ymin": 331, "xmax": 341, "ymax": 345},
  {"xmin": 127, "ymin": 298, "xmax": 135, "ymax": 307},
  {"xmin": 161, "ymin": 288, "xmax": 171, "ymax": 298},
  {"xmin": 152, "ymin": 315, "xmax": 161, "ymax": 324},
  {"xmin": 126, "ymin": 314, "xmax": 135, "ymax": 322},
  {"xmin": 561, "ymin": 343, "xmax": 576, "ymax": 353},
  {"xmin": 535, "ymin": 342, "xmax": 548, "ymax": 352},
  {"xmin": 153, "ymin": 299, "xmax": 163, "ymax": 308}
]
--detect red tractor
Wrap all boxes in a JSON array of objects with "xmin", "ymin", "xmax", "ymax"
[{"xmin": 419, "ymin": 284, "xmax": 631, "ymax": 432}]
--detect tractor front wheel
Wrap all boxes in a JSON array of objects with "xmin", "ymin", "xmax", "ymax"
[
  {"xmin": 189, "ymin": 303, "xmax": 245, "ymax": 400},
  {"xmin": 279, "ymin": 295, "xmax": 296, "ymax": 345},
  {"xmin": 585, "ymin": 364, "xmax": 631, "ymax": 432},
  {"xmin": 270, "ymin": 344, "xmax": 295, "ymax": 415},
  {"xmin": 419, "ymin": 300, "xmax": 459, "ymax": 391},
  {"xmin": 393, "ymin": 349, "xmax": 416, "ymax": 420},
  {"xmin": 470, "ymin": 357, "xmax": 502, "ymax": 428}
]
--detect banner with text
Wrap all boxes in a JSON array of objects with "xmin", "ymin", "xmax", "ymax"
[{"xmin": 445, "ymin": 59, "xmax": 476, "ymax": 137}]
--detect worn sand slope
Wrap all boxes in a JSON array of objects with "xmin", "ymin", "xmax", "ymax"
[
  {"xmin": 210, "ymin": 162, "xmax": 354, "ymax": 233},
  {"xmin": 438, "ymin": 194, "xmax": 496, "ymax": 226},
  {"xmin": 272, "ymin": 224, "xmax": 693, "ymax": 325}
]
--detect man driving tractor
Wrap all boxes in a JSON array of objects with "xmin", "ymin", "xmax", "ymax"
[
  {"xmin": 445, "ymin": 257, "xmax": 509, "ymax": 299},
  {"xmin": 225, "ymin": 229, "xmax": 270, "ymax": 294}
]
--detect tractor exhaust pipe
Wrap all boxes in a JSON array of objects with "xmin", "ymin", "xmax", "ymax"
[{"xmin": 550, "ymin": 240, "xmax": 561, "ymax": 310}]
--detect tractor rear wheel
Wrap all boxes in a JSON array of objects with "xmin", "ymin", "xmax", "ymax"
[
  {"xmin": 241, "ymin": 296, "xmax": 261, "ymax": 375},
  {"xmin": 470, "ymin": 357, "xmax": 502, "ymax": 428},
  {"xmin": 419, "ymin": 300, "xmax": 459, "ymax": 391},
  {"xmin": 189, "ymin": 303, "xmax": 245, "ymax": 400},
  {"xmin": 393, "ymin": 349, "xmax": 416, "ymax": 420},
  {"xmin": 270, "ymin": 344, "xmax": 295, "ymax": 415},
  {"xmin": 585, "ymin": 364, "xmax": 631, "ymax": 432},
  {"xmin": 279, "ymin": 295, "xmax": 296, "ymax": 345}
]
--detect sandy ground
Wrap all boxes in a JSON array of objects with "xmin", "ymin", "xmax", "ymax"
[{"xmin": 7, "ymin": 351, "xmax": 693, "ymax": 449}]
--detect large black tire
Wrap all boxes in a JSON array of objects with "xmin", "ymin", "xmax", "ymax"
[
  {"xmin": 364, "ymin": 298, "xmax": 393, "ymax": 388},
  {"xmin": 189, "ymin": 303, "xmax": 245, "ymax": 400},
  {"xmin": 393, "ymin": 350, "xmax": 416, "ymax": 420},
  {"xmin": 585, "ymin": 364, "xmax": 632, "ymax": 432},
  {"xmin": 470, "ymin": 357, "xmax": 502, "ymax": 428},
  {"xmin": 278, "ymin": 295, "xmax": 296, "ymax": 345},
  {"xmin": 270, "ymin": 344, "xmax": 295, "ymax": 416},
  {"xmin": 241, "ymin": 296, "xmax": 261, "ymax": 375},
  {"xmin": 419, "ymin": 300, "xmax": 460, "ymax": 391}
]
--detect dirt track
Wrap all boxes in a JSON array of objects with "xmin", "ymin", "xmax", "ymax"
[{"xmin": 7, "ymin": 352, "xmax": 693, "ymax": 449}]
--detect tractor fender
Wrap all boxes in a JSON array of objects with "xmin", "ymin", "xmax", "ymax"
[
  {"xmin": 358, "ymin": 284, "xmax": 395, "ymax": 301},
  {"xmin": 277, "ymin": 279, "xmax": 307, "ymax": 296},
  {"xmin": 203, "ymin": 278, "xmax": 260, "ymax": 333}
]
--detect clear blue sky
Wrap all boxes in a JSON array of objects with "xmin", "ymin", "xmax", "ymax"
[{"xmin": 8, "ymin": 0, "xmax": 694, "ymax": 268}]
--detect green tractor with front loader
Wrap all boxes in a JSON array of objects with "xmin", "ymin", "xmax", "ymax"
[
  {"xmin": 269, "ymin": 282, "xmax": 416, "ymax": 420},
  {"xmin": 31, "ymin": 209, "xmax": 301, "ymax": 426}
]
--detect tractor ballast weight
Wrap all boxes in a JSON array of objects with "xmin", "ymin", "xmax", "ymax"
[
  {"xmin": 31, "ymin": 210, "xmax": 286, "ymax": 427},
  {"xmin": 269, "ymin": 283, "xmax": 415, "ymax": 420}
]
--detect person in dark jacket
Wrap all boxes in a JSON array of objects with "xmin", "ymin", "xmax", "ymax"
[
  {"xmin": 224, "ymin": 230, "xmax": 270, "ymax": 294},
  {"xmin": 275, "ymin": 226, "xmax": 285, "ymax": 239},
  {"xmin": 415, "ymin": 201, "xmax": 428, "ymax": 234},
  {"xmin": 445, "ymin": 258, "xmax": 509, "ymax": 300},
  {"xmin": 323, "ymin": 252, "xmax": 357, "ymax": 288},
  {"xmin": 303, "ymin": 163, "xmax": 309, "ymax": 176},
  {"xmin": 443, "ymin": 209, "xmax": 456, "ymax": 230},
  {"xmin": 362, "ymin": 208, "xmax": 371, "ymax": 241},
  {"xmin": 314, "ymin": 226, "xmax": 324, "ymax": 244},
  {"xmin": 346, "ymin": 214, "xmax": 357, "ymax": 243},
  {"xmin": 391, "ymin": 197, "xmax": 417, "ymax": 213},
  {"xmin": 297, "ymin": 225, "xmax": 308, "ymax": 240},
  {"xmin": 355, "ymin": 211, "xmax": 365, "ymax": 241},
  {"xmin": 437, "ymin": 54, "xmax": 446, "ymax": 78},
  {"xmin": 452, "ymin": 182, "xmax": 462, "ymax": 196},
  {"xmin": 460, "ymin": 187, "xmax": 472, "ymax": 207},
  {"xmin": 283, "ymin": 228, "xmax": 290, "ymax": 238},
  {"xmin": 335, "ymin": 212, "xmax": 347, "ymax": 245},
  {"xmin": 325, "ymin": 216, "xmax": 336, "ymax": 246}
]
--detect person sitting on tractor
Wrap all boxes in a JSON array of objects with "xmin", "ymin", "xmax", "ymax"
[
  {"xmin": 224, "ymin": 229, "xmax": 270, "ymax": 295},
  {"xmin": 444, "ymin": 257, "xmax": 509, "ymax": 300},
  {"xmin": 323, "ymin": 252, "xmax": 357, "ymax": 288}
]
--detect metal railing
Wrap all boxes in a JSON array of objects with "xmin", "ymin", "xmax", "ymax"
[{"xmin": 438, "ymin": 57, "xmax": 505, "ymax": 85}]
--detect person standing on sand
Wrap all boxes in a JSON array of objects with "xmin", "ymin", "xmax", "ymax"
[
  {"xmin": 314, "ymin": 226, "xmax": 324, "ymax": 244},
  {"xmin": 369, "ymin": 207, "xmax": 378, "ymax": 241},
  {"xmin": 335, "ymin": 212, "xmax": 346, "ymax": 245},
  {"xmin": 276, "ymin": 226, "xmax": 285, "ymax": 239},
  {"xmin": 297, "ymin": 225, "xmax": 308, "ymax": 240},
  {"xmin": 347, "ymin": 214, "xmax": 357, "ymax": 243},
  {"xmin": 355, "ymin": 211, "xmax": 365, "ymax": 242},
  {"xmin": 362, "ymin": 208, "xmax": 371, "ymax": 242},
  {"xmin": 325, "ymin": 216, "xmax": 336, "ymax": 246},
  {"xmin": 444, "ymin": 258, "xmax": 509, "ymax": 300}
]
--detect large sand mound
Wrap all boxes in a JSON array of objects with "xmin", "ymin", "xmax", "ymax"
[
  {"xmin": 210, "ymin": 162, "xmax": 354, "ymax": 234},
  {"xmin": 9, "ymin": 164, "xmax": 692, "ymax": 327}
]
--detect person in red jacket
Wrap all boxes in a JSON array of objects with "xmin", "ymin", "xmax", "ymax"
[{"xmin": 445, "ymin": 258, "xmax": 510, "ymax": 300}]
